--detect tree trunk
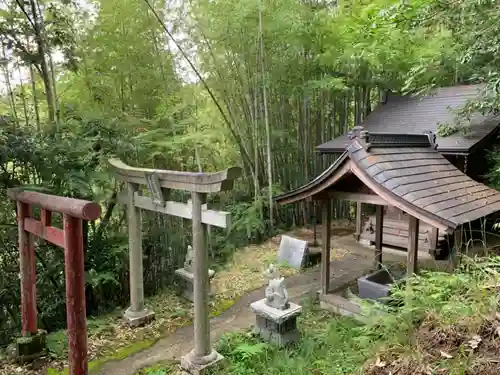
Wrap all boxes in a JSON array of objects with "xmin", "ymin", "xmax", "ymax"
[
  {"xmin": 258, "ymin": 1, "xmax": 273, "ymax": 229},
  {"xmin": 29, "ymin": 0, "xmax": 56, "ymax": 124},
  {"xmin": 28, "ymin": 63, "xmax": 41, "ymax": 131}
]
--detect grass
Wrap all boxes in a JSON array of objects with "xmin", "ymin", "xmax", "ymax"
[
  {"xmin": 200, "ymin": 256, "xmax": 500, "ymax": 375},
  {"xmin": 134, "ymin": 302, "xmax": 371, "ymax": 375},
  {"xmin": 214, "ymin": 304, "xmax": 372, "ymax": 375}
]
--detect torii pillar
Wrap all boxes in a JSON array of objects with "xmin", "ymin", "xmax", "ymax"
[{"xmin": 109, "ymin": 159, "xmax": 241, "ymax": 374}]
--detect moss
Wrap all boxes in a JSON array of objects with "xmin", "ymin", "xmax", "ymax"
[
  {"xmin": 89, "ymin": 339, "xmax": 158, "ymax": 373},
  {"xmin": 47, "ymin": 368, "xmax": 68, "ymax": 375},
  {"xmin": 47, "ymin": 338, "xmax": 158, "ymax": 375},
  {"xmin": 209, "ymin": 297, "xmax": 238, "ymax": 318},
  {"xmin": 47, "ymin": 297, "xmax": 238, "ymax": 374}
]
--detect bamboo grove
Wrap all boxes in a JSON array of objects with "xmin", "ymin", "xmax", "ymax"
[{"xmin": 0, "ymin": 0, "xmax": 500, "ymax": 346}]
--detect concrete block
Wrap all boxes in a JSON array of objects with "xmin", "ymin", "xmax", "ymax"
[
  {"xmin": 124, "ymin": 307, "xmax": 155, "ymax": 327},
  {"xmin": 250, "ymin": 298, "xmax": 302, "ymax": 347},
  {"xmin": 180, "ymin": 349, "xmax": 224, "ymax": 375}
]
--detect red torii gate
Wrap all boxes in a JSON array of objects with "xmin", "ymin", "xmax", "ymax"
[{"xmin": 8, "ymin": 188, "xmax": 101, "ymax": 375}]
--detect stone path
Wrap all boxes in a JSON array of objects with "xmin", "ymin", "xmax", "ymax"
[{"xmin": 97, "ymin": 249, "xmax": 376, "ymax": 375}]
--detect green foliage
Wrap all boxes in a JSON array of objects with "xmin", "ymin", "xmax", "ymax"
[
  {"xmin": 212, "ymin": 258, "xmax": 500, "ymax": 375},
  {"xmin": 231, "ymin": 341, "xmax": 269, "ymax": 362},
  {"xmin": 136, "ymin": 364, "xmax": 173, "ymax": 375},
  {"xmin": 142, "ymin": 369, "xmax": 169, "ymax": 375},
  {"xmin": 46, "ymin": 330, "xmax": 69, "ymax": 359},
  {"xmin": 487, "ymin": 147, "xmax": 500, "ymax": 190},
  {"xmin": 214, "ymin": 311, "xmax": 372, "ymax": 375}
]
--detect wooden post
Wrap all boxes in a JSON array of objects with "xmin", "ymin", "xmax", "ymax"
[
  {"xmin": 63, "ymin": 214, "xmax": 88, "ymax": 375},
  {"xmin": 429, "ymin": 227, "xmax": 438, "ymax": 253},
  {"xmin": 192, "ymin": 191, "xmax": 211, "ymax": 358},
  {"xmin": 451, "ymin": 226, "xmax": 462, "ymax": 271},
  {"xmin": 374, "ymin": 205, "xmax": 383, "ymax": 269},
  {"xmin": 312, "ymin": 201, "xmax": 318, "ymax": 246},
  {"xmin": 17, "ymin": 201, "xmax": 37, "ymax": 336},
  {"xmin": 355, "ymin": 201, "xmax": 362, "ymax": 241},
  {"xmin": 125, "ymin": 182, "xmax": 146, "ymax": 315},
  {"xmin": 407, "ymin": 215, "xmax": 419, "ymax": 276},
  {"xmin": 8, "ymin": 188, "xmax": 101, "ymax": 373},
  {"xmin": 321, "ymin": 199, "xmax": 331, "ymax": 295}
]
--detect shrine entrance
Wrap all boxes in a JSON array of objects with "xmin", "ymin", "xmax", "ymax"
[
  {"xmin": 8, "ymin": 188, "xmax": 101, "ymax": 375},
  {"xmin": 109, "ymin": 158, "xmax": 241, "ymax": 373}
]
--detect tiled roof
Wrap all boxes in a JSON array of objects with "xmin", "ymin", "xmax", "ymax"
[
  {"xmin": 316, "ymin": 84, "xmax": 500, "ymax": 154},
  {"xmin": 275, "ymin": 128, "xmax": 500, "ymax": 231}
]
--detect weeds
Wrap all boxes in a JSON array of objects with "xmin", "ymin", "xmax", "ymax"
[{"xmin": 213, "ymin": 256, "xmax": 500, "ymax": 375}]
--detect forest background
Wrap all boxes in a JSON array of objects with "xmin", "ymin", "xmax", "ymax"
[{"xmin": 0, "ymin": 0, "xmax": 500, "ymax": 347}]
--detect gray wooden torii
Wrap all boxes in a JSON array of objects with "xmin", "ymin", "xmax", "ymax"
[{"xmin": 109, "ymin": 158, "xmax": 241, "ymax": 373}]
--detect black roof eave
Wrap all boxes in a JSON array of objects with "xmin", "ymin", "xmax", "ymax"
[
  {"xmin": 315, "ymin": 121, "xmax": 500, "ymax": 156},
  {"xmin": 273, "ymin": 151, "xmax": 349, "ymax": 203},
  {"xmin": 315, "ymin": 144, "xmax": 474, "ymax": 156}
]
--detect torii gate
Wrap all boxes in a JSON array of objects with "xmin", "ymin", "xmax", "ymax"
[{"xmin": 109, "ymin": 158, "xmax": 241, "ymax": 373}]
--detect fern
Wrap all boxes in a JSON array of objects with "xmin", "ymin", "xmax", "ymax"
[{"xmin": 231, "ymin": 342, "xmax": 269, "ymax": 362}]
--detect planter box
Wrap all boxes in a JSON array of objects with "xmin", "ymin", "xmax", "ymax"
[{"xmin": 357, "ymin": 267, "xmax": 405, "ymax": 302}]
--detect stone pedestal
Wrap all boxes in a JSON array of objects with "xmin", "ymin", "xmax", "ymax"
[
  {"xmin": 250, "ymin": 298, "xmax": 302, "ymax": 347},
  {"xmin": 180, "ymin": 348, "xmax": 224, "ymax": 375},
  {"xmin": 124, "ymin": 307, "xmax": 155, "ymax": 328},
  {"xmin": 175, "ymin": 268, "xmax": 215, "ymax": 302},
  {"xmin": 16, "ymin": 330, "xmax": 47, "ymax": 363}
]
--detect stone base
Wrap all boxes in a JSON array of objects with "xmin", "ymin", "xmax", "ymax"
[
  {"xmin": 175, "ymin": 268, "xmax": 215, "ymax": 302},
  {"xmin": 250, "ymin": 298, "xmax": 302, "ymax": 347},
  {"xmin": 16, "ymin": 330, "xmax": 47, "ymax": 363},
  {"xmin": 124, "ymin": 307, "xmax": 155, "ymax": 328},
  {"xmin": 180, "ymin": 349, "xmax": 224, "ymax": 375}
]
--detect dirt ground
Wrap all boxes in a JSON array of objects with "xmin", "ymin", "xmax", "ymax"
[{"xmin": 364, "ymin": 312, "xmax": 500, "ymax": 375}]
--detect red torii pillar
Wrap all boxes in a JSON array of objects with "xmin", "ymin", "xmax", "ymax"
[{"xmin": 8, "ymin": 188, "xmax": 101, "ymax": 375}]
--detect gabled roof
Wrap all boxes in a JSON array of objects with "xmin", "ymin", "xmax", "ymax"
[
  {"xmin": 275, "ymin": 128, "xmax": 500, "ymax": 233},
  {"xmin": 316, "ymin": 84, "xmax": 500, "ymax": 155}
]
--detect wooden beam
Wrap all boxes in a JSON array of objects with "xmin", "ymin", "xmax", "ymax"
[
  {"xmin": 109, "ymin": 158, "xmax": 241, "ymax": 193},
  {"xmin": 275, "ymin": 160, "xmax": 350, "ymax": 206},
  {"xmin": 321, "ymin": 200, "xmax": 331, "ymax": 295},
  {"xmin": 374, "ymin": 205, "xmax": 383, "ymax": 269},
  {"xmin": 451, "ymin": 226, "xmax": 463, "ymax": 271},
  {"xmin": 24, "ymin": 218, "xmax": 65, "ymax": 248},
  {"xmin": 428, "ymin": 227, "xmax": 439, "ymax": 251},
  {"xmin": 355, "ymin": 202, "xmax": 362, "ymax": 241},
  {"xmin": 118, "ymin": 191, "xmax": 230, "ymax": 228},
  {"xmin": 407, "ymin": 215, "xmax": 419, "ymax": 276},
  {"xmin": 316, "ymin": 191, "xmax": 388, "ymax": 206}
]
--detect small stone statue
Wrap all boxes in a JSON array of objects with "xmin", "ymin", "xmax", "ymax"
[
  {"xmin": 184, "ymin": 245, "xmax": 194, "ymax": 273},
  {"xmin": 264, "ymin": 264, "xmax": 290, "ymax": 310},
  {"xmin": 183, "ymin": 245, "xmax": 215, "ymax": 279}
]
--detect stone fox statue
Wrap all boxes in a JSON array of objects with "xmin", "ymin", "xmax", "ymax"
[
  {"xmin": 183, "ymin": 245, "xmax": 215, "ymax": 278},
  {"xmin": 264, "ymin": 264, "xmax": 290, "ymax": 310}
]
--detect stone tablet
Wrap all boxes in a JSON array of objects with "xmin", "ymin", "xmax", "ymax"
[{"xmin": 277, "ymin": 235, "xmax": 308, "ymax": 270}]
